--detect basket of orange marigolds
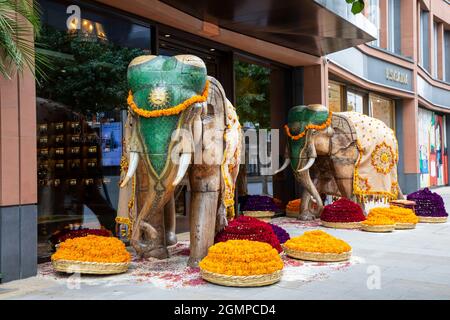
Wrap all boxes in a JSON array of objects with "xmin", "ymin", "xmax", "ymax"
[
  {"xmin": 199, "ymin": 240, "xmax": 283, "ymax": 287},
  {"xmin": 361, "ymin": 211, "xmax": 396, "ymax": 233},
  {"xmin": 282, "ymin": 230, "xmax": 352, "ymax": 262},
  {"xmin": 51, "ymin": 235, "xmax": 131, "ymax": 274},
  {"xmin": 285, "ymin": 199, "xmax": 301, "ymax": 218},
  {"xmin": 368, "ymin": 206, "xmax": 419, "ymax": 230}
]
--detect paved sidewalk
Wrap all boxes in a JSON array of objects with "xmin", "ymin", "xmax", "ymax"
[{"xmin": 1, "ymin": 188, "xmax": 450, "ymax": 300}]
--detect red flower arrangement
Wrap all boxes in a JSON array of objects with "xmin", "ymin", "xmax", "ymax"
[
  {"xmin": 50, "ymin": 228, "xmax": 113, "ymax": 248},
  {"xmin": 215, "ymin": 216, "xmax": 282, "ymax": 253},
  {"xmin": 320, "ymin": 198, "xmax": 365, "ymax": 223}
]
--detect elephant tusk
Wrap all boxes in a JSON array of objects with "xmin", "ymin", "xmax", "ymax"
[
  {"xmin": 120, "ymin": 151, "xmax": 139, "ymax": 188},
  {"xmin": 173, "ymin": 153, "xmax": 191, "ymax": 186},
  {"xmin": 298, "ymin": 157, "xmax": 316, "ymax": 173},
  {"xmin": 274, "ymin": 158, "xmax": 290, "ymax": 175}
]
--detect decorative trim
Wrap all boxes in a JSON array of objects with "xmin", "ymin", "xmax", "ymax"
[
  {"xmin": 284, "ymin": 112, "xmax": 333, "ymax": 140},
  {"xmin": 127, "ymin": 80, "xmax": 209, "ymax": 118}
]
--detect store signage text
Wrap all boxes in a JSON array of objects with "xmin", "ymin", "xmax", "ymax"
[{"xmin": 385, "ymin": 68, "xmax": 408, "ymax": 85}]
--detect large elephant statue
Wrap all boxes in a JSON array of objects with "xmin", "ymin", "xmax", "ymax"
[
  {"xmin": 276, "ymin": 104, "xmax": 404, "ymax": 220},
  {"xmin": 117, "ymin": 55, "xmax": 241, "ymax": 266}
]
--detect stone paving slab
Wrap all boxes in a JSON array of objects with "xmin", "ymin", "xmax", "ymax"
[{"xmin": 2, "ymin": 188, "xmax": 450, "ymax": 300}]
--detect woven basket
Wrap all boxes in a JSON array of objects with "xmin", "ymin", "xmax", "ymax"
[
  {"xmin": 418, "ymin": 216, "xmax": 448, "ymax": 223},
  {"xmin": 52, "ymin": 259, "xmax": 129, "ymax": 275},
  {"xmin": 320, "ymin": 220, "xmax": 362, "ymax": 229},
  {"xmin": 394, "ymin": 223, "xmax": 416, "ymax": 230},
  {"xmin": 361, "ymin": 224, "xmax": 395, "ymax": 233},
  {"xmin": 242, "ymin": 211, "xmax": 275, "ymax": 218},
  {"xmin": 285, "ymin": 209, "xmax": 299, "ymax": 218},
  {"xmin": 200, "ymin": 269, "xmax": 282, "ymax": 287},
  {"xmin": 283, "ymin": 246, "xmax": 351, "ymax": 262}
]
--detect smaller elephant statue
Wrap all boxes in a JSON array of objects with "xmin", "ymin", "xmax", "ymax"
[
  {"xmin": 276, "ymin": 104, "xmax": 404, "ymax": 220},
  {"xmin": 117, "ymin": 55, "xmax": 241, "ymax": 266}
]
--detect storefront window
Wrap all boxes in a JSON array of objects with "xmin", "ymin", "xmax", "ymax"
[
  {"xmin": 369, "ymin": 94, "xmax": 395, "ymax": 129},
  {"xmin": 234, "ymin": 59, "xmax": 271, "ymax": 196},
  {"xmin": 418, "ymin": 108, "xmax": 448, "ymax": 188},
  {"xmin": 36, "ymin": 0, "xmax": 152, "ymax": 260},
  {"xmin": 346, "ymin": 91, "xmax": 364, "ymax": 113},
  {"xmin": 328, "ymin": 81, "xmax": 343, "ymax": 112}
]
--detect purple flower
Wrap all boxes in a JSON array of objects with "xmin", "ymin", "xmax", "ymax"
[
  {"xmin": 269, "ymin": 223, "xmax": 290, "ymax": 244},
  {"xmin": 407, "ymin": 188, "xmax": 448, "ymax": 217}
]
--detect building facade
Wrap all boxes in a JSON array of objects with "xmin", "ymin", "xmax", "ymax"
[{"xmin": 0, "ymin": 0, "xmax": 448, "ymax": 282}]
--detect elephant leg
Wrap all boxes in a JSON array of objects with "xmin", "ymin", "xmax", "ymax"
[
  {"xmin": 188, "ymin": 165, "xmax": 220, "ymax": 267},
  {"xmin": 132, "ymin": 163, "xmax": 169, "ymax": 259},
  {"xmin": 164, "ymin": 195, "xmax": 177, "ymax": 246},
  {"xmin": 299, "ymin": 190, "xmax": 316, "ymax": 221},
  {"xmin": 335, "ymin": 177, "xmax": 354, "ymax": 199}
]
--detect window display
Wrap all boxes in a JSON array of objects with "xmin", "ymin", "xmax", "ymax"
[
  {"xmin": 418, "ymin": 108, "xmax": 448, "ymax": 188},
  {"xmin": 328, "ymin": 81, "xmax": 343, "ymax": 112},
  {"xmin": 370, "ymin": 94, "xmax": 395, "ymax": 129},
  {"xmin": 36, "ymin": 0, "xmax": 152, "ymax": 260}
]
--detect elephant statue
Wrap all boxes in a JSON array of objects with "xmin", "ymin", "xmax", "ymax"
[
  {"xmin": 276, "ymin": 104, "xmax": 404, "ymax": 220},
  {"xmin": 117, "ymin": 54, "xmax": 241, "ymax": 267}
]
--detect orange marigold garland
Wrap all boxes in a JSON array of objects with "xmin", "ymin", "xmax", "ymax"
[
  {"xmin": 51, "ymin": 235, "xmax": 131, "ymax": 263},
  {"xmin": 369, "ymin": 206, "xmax": 419, "ymax": 224},
  {"xmin": 284, "ymin": 112, "xmax": 333, "ymax": 141},
  {"xmin": 199, "ymin": 240, "xmax": 283, "ymax": 276},
  {"xmin": 127, "ymin": 80, "xmax": 209, "ymax": 118}
]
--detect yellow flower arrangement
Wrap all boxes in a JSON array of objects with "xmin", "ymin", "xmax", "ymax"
[
  {"xmin": 369, "ymin": 206, "xmax": 419, "ymax": 224},
  {"xmin": 362, "ymin": 213, "xmax": 395, "ymax": 226},
  {"xmin": 127, "ymin": 80, "xmax": 209, "ymax": 118},
  {"xmin": 199, "ymin": 240, "xmax": 283, "ymax": 276},
  {"xmin": 51, "ymin": 235, "xmax": 131, "ymax": 263},
  {"xmin": 284, "ymin": 112, "xmax": 333, "ymax": 141},
  {"xmin": 283, "ymin": 230, "xmax": 351, "ymax": 254}
]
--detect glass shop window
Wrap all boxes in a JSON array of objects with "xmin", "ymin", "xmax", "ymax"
[
  {"xmin": 35, "ymin": 0, "xmax": 152, "ymax": 260},
  {"xmin": 328, "ymin": 81, "xmax": 343, "ymax": 112},
  {"xmin": 234, "ymin": 59, "xmax": 272, "ymax": 197},
  {"xmin": 420, "ymin": 9, "xmax": 430, "ymax": 72},
  {"xmin": 367, "ymin": 0, "xmax": 380, "ymax": 47},
  {"xmin": 369, "ymin": 94, "xmax": 395, "ymax": 129},
  {"xmin": 346, "ymin": 91, "xmax": 364, "ymax": 113}
]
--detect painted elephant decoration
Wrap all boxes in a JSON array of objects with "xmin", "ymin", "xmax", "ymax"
[
  {"xmin": 117, "ymin": 55, "xmax": 241, "ymax": 266},
  {"xmin": 276, "ymin": 104, "xmax": 404, "ymax": 220}
]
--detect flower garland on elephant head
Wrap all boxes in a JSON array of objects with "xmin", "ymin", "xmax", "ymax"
[
  {"xmin": 284, "ymin": 111, "xmax": 333, "ymax": 141},
  {"xmin": 127, "ymin": 80, "xmax": 209, "ymax": 118}
]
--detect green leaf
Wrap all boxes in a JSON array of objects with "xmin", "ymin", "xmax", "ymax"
[{"xmin": 351, "ymin": 1, "xmax": 365, "ymax": 14}]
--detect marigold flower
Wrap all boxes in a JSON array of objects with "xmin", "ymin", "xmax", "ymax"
[
  {"xmin": 51, "ymin": 235, "xmax": 131, "ymax": 263},
  {"xmin": 284, "ymin": 230, "xmax": 351, "ymax": 254},
  {"xmin": 199, "ymin": 240, "xmax": 283, "ymax": 276},
  {"xmin": 368, "ymin": 206, "xmax": 419, "ymax": 224}
]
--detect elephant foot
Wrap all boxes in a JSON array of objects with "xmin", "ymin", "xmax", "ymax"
[
  {"xmin": 131, "ymin": 240, "xmax": 169, "ymax": 259},
  {"xmin": 166, "ymin": 231, "xmax": 177, "ymax": 246},
  {"xmin": 298, "ymin": 212, "xmax": 316, "ymax": 221},
  {"xmin": 187, "ymin": 256, "xmax": 202, "ymax": 268}
]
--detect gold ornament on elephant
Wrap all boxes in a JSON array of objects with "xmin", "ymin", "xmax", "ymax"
[{"xmin": 148, "ymin": 86, "xmax": 170, "ymax": 109}]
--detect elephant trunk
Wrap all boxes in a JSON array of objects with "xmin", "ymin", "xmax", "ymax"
[{"xmin": 296, "ymin": 132, "xmax": 323, "ymax": 212}]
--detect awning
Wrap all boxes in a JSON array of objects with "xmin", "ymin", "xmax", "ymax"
[{"xmin": 160, "ymin": 0, "xmax": 377, "ymax": 57}]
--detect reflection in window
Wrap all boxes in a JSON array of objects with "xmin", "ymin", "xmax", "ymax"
[
  {"xmin": 347, "ymin": 91, "xmax": 364, "ymax": 113},
  {"xmin": 367, "ymin": 0, "xmax": 380, "ymax": 47},
  {"xmin": 328, "ymin": 81, "xmax": 342, "ymax": 112},
  {"xmin": 234, "ymin": 60, "xmax": 271, "ymax": 197},
  {"xmin": 36, "ymin": 0, "xmax": 151, "ymax": 260},
  {"xmin": 370, "ymin": 95, "xmax": 395, "ymax": 129}
]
